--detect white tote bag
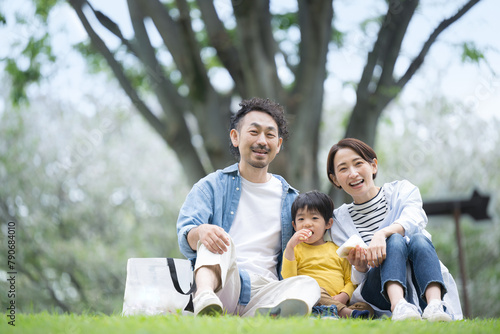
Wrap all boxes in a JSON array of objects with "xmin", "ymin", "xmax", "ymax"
[{"xmin": 122, "ymin": 258, "xmax": 196, "ymax": 316}]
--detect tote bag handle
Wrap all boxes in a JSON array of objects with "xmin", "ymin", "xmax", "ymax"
[{"xmin": 167, "ymin": 258, "xmax": 196, "ymax": 312}]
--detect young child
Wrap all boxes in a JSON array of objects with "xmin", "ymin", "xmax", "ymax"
[{"xmin": 281, "ymin": 190, "xmax": 372, "ymax": 319}]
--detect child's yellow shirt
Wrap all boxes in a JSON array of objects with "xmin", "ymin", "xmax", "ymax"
[{"xmin": 281, "ymin": 241, "xmax": 355, "ymax": 298}]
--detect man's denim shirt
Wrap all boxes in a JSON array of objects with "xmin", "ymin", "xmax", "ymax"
[{"xmin": 177, "ymin": 163, "xmax": 299, "ymax": 306}]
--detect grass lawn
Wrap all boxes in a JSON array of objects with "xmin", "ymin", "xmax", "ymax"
[{"xmin": 2, "ymin": 313, "xmax": 499, "ymax": 334}]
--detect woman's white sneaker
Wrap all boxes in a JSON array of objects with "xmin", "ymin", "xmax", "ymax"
[
  {"xmin": 422, "ymin": 300, "xmax": 452, "ymax": 322},
  {"xmin": 392, "ymin": 299, "xmax": 421, "ymax": 321}
]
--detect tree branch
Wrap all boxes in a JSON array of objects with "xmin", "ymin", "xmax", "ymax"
[
  {"xmin": 127, "ymin": 0, "xmax": 208, "ymax": 182},
  {"xmin": 292, "ymin": 0, "xmax": 333, "ymax": 108},
  {"xmin": 67, "ymin": 0, "xmax": 165, "ymax": 137},
  {"xmin": 69, "ymin": 0, "xmax": 207, "ymax": 183},
  {"xmin": 397, "ymin": 0, "xmax": 482, "ymax": 89},
  {"xmin": 377, "ymin": 0, "xmax": 419, "ymax": 89},
  {"xmin": 127, "ymin": 0, "xmax": 187, "ymax": 116},
  {"xmin": 357, "ymin": 0, "xmax": 419, "ymax": 101},
  {"xmin": 196, "ymin": 0, "xmax": 247, "ymax": 95},
  {"xmin": 175, "ymin": 0, "xmax": 214, "ymax": 99},
  {"xmin": 138, "ymin": 0, "xmax": 230, "ymax": 169},
  {"xmin": 139, "ymin": 0, "xmax": 214, "ymax": 103},
  {"xmin": 233, "ymin": 0, "xmax": 283, "ymax": 98},
  {"xmin": 84, "ymin": 1, "xmax": 139, "ymax": 57},
  {"xmin": 286, "ymin": 0, "xmax": 333, "ymax": 191}
]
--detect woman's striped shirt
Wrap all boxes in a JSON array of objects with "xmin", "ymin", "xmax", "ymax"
[{"xmin": 347, "ymin": 188, "xmax": 388, "ymax": 245}]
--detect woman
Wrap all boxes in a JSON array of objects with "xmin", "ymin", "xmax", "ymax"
[{"xmin": 326, "ymin": 138, "xmax": 462, "ymax": 321}]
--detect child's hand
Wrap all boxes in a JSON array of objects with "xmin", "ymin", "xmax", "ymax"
[
  {"xmin": 297, "ymin": 228, "xmax": 313, "ymax": 242},
  {"xmin": 332, "ymin": 292, "xmax": 350, "ymax": 305},
  {"xmin": 284, "ymin": 229, "xmax": 312, "ymax": 261}
]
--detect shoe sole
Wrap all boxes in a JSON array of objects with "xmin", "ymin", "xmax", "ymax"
[
  {"xmin": 423, "ymin": 314, "xmax": 452, "ymax": 322},
  {"xmin": 392, "ymin": 314, "xmax": 422, "ymax": 321},
  {"xmin": 256, "ymin": 299, "xmax": 309, "ymax": 318},
  {"xmin": 197, "ymin": 304, "xmax": 223, "ymax": 316}
]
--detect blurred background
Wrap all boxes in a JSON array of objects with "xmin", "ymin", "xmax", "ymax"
[{"xmin": 1, "ymin": 0, "xmax": 499, "ymax": 318}]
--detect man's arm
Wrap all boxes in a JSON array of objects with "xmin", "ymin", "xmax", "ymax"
[
  {"xmin": 187, "ymin": 224, "xmax": 230, "ymax": 255},
  {"xmin": 388, "ymin": 180, "xmax": 427, "ymax": 237},
  {"xmin": 177, "ymin": 183, "xmax": 215, "ymax": 258}
]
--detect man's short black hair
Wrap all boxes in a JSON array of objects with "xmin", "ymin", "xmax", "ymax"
[{"xmin": 229, "ymin": 97, "xmax": 289, "ymax": 159}]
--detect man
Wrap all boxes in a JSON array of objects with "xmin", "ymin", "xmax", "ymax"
[{"xmin": 177, "ymin": 97, "xmax": 320, "ymax": 317}]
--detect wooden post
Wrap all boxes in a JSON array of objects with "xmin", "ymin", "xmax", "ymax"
[{"xmin": 453, "ymin": 205, "xmax": 470, "ymax": 318}]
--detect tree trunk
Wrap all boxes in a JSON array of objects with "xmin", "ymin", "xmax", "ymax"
[{"xmin": 286, "ymin": 0, "xmax": 333, "ymax": 192}]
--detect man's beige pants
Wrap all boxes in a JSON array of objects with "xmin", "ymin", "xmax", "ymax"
[{"xmin": 194, "ymin": 238, "xmax": 321, "ymax": 317}]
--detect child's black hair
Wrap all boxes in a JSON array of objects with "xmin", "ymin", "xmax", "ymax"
[{"xmin": 291, "ymin": 190, "xmax": 334, "ymax": 223}]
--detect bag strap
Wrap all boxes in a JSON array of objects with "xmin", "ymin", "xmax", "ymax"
[
  {"xmin": 167, "ymin": 258, "xmax": 196, "ymax": 313},
  {"xmin": 167, "ymin": 258, "xmax": 196, "ymax": 295}
]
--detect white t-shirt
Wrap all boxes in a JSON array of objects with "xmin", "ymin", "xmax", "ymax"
[{"xmin": 228, "ymin": 175, "xmax": 283, "ymax": 280}]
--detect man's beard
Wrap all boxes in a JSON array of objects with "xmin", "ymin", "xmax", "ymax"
[{"xmin": 248, "ymin": 144, "xmax": 271, "ymax": 169}]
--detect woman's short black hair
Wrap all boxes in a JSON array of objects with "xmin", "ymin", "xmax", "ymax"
[{"xmin": 327, "ymin": 138, "xmax": 378, "ymax": 188}]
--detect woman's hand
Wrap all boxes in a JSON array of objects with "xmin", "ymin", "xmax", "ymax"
[
  {"xmin": 347, "ymin": 245, "xmax": 369, "ymax": 273},
  {"xmin": 366, "ymin": 231, "xmax": 387, "ymax": 267},
  {"xmin": 365, "ymin": 224, "xmax": 405, "ymax": 267}
]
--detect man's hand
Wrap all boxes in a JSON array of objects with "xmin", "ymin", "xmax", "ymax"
[{"xmin": 188, "ymin": 225, "xmax": 230, "ymax": 254}]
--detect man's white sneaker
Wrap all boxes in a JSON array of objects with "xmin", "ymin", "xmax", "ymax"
[
  {"xmin": 256, "ymin": 299, "xmax": 309, "ymax": 318},
  {"xmin": 193, "ymin": 290, "xmax": 223, "ymax": 316},
  {"xmin": 422, "ymin": 300, "xmax": 452, "ymax": 322},
  {"xmin": 391, "ymin": 299, "xmax": 421, "ymax": 321}
]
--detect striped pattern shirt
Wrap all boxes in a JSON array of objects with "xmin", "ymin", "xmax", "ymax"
[{"xmin": 347, "ymin": 188, "xmax": 388, "ymax": 245}]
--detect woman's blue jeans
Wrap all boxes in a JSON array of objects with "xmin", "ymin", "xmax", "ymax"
[{"xmin": 360, "ymin": 233, "xmax": 447, "ymax": 311}]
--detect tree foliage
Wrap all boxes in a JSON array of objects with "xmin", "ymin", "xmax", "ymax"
[
  {"xmin": 0, "ymin": 81, "xmax": 188, "ymax": 313},
  {"xmin": 1, "ymin": 0, "xmax": 484, "ymax": 191}
]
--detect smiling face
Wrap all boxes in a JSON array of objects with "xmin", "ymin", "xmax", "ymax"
[
  {"xmin": 293, "ymin": 207, "xmax": 333, "ymax": 246},
  {"xmin": 330, "ymin": 148, "xmax": 379, "ymax": 204},
  {"xmin": 230, "ymin": 111, "xmax": 282, "ymax": 177}
]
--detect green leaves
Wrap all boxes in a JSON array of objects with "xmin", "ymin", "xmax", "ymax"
[
  {"xmin": 73, "ymin": 41, "xmax": 108, "ymax": 74},
  {"xmin": 461, "ymin": 42, "xmax": 485, "ymax": 64},
  {"xmin": 4, "ymin": 33, "xmax": 55, "ymax": 106},
  {"xmin": 34, "ymin": 0, "xmax": 60, "ymax": 22},
  {"xmin": 272, "ymin": 13, "xmax": 298, "ymax": 31}
]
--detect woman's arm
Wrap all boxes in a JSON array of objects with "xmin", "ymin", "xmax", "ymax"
[{"xmin": 387, "ymin": 180, "xmax": 427, "ymax": 237}]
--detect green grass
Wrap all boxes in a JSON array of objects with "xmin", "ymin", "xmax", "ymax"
[{"xmin": 2, "ymin": 313, "xmax": 499, "ymax": 334}]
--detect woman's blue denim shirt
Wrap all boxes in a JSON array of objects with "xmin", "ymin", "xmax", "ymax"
[{"xmin": 177, "ymin": 163, "xmax": 299, "ymax": 305}]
